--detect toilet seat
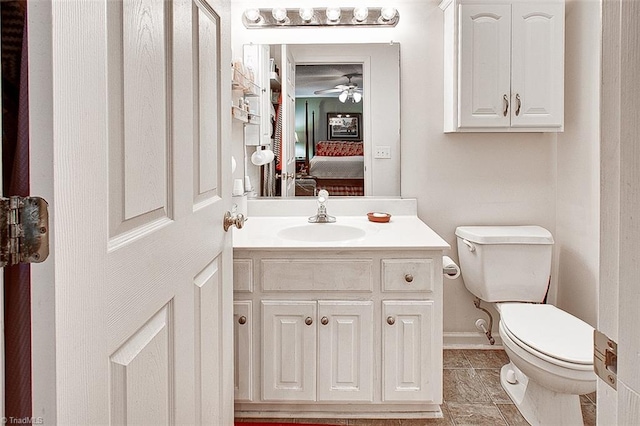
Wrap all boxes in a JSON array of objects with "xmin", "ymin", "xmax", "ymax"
[{"xmin": 499, "ymin": 303, "xmax": 593, "ymax": 368}]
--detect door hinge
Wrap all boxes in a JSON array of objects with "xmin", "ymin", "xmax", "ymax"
[
  {"xmin": 0, "ymin": 196, "xmax": 49, "ymax": 268},
  {"xmin": 594, "ymin": 329, "xmax": 617, "ymax": 390}
]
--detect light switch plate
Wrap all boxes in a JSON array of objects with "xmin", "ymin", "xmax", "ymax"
[{"xmin": 374, "ymin": 146, "xmax": 391, "ymax": 159}]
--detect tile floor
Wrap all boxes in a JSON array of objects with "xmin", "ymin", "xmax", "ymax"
[{"xmin": 236, "ymin": 349, "xmax": 597, "ymax": 426}]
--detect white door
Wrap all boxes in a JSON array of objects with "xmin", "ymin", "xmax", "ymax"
[
  {"xmin": 598, "ymin": 0, "xmax": 640, "ymax": 423},
  {"xmin": 262, "ymin": 301, "xmax": 316, "ymax": 401},
  {"xmin": 29, "ymin": 0, "xmax": 234, "ymax": 424},
  {"xmin": 280, "ymin": 45, "xmax": 297, "ymax": 196},
  {"xmin": 317, "ymin": 301, "xmax": 374, "ymax": 402},
  {"xmin": 459, "ymin": 4, "xmax": 511, "ymax": 128},
  {"xmin": 510, "ymin": 2, "xmax": 564, "ymax": 128},
  {"xmin": 382, "ymin": 301, "xmax": 435, "ymax": 402}
]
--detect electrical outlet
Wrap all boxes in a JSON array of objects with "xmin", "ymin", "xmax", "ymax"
[{"xmin": 374, "ymin": 146, "xmax": 391, "ymax": 159}]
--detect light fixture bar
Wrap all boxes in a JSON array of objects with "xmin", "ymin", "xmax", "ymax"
[{"xmin": 242, "ymin": 7, "xmax": 399, "ymax": 28}]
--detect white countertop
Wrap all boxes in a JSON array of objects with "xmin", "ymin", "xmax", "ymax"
[{"xmin": 233, "ymin": 215, "xmax": 450, "ymax": 250}]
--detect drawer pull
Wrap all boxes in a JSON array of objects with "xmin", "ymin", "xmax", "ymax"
[
  {"xmin": 387, "ymin": 316, "xmax": 396, "ymax": 325},
  {"xmin": 321, "ymin": 316, "xmax": 329, "ymax": 325},
  {"xmin": 404, "ymin": 274, "xmax": 414, "ymax": 283},
  {"xmin": 237, "ymin": 316, "xmax": 247, "ymax": 325},
  {"xmin": 305, "ymin": 316, "xmax": 313, "ymax": 326}
]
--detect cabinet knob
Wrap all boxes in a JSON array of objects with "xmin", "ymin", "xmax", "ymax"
[
  {"xmin": 387, "ymin": 316, "xmax": 396, "ymax": 325},
  {"xmin": 238, "ymin": 316, "xmax": 247, "ymax": 325},
  {"xmin": 404, "ymin": 274, "xmax": 414, "ymax": 283},
  {"xmin": 305, "ymin": 317, "xmax": 313, "ymax": 326},
  {"xmin": 321, "ymin": 316, "xmax": 329, "ymax": 325}
]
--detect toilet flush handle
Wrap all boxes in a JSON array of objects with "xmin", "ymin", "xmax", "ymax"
[{"xmin": 462, "ymin": 239, "xmax": 476, "ymax": 252}]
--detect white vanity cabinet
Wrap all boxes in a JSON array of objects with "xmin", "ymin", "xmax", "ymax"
[
  {"xmin": 440, "ymin": 0, "xmax": 565, "ymax": 132},
  {"xmin": 233, "ymin": 249, "xmax": 443, "ymax": 419}
]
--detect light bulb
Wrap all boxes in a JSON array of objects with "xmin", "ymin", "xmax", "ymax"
[
  {"xmin": 244, "ymin": 8, "xmax": 261, "ymax": 23},
  {"xmin": 299, "ymin": 7, "xmax": 314, "ymax": 21},
  {"xmin": 339, "ymin": 91, "xmax": 348, "ymax": 103},
  {"xmin": 326, "ymin": 7, "xmax": 341, "ymax": 22},
  {"xmin": 380, "ymin": 7, "xmax": 397, "ymax": 21},
  {"xmin": 352, "ymin": 92, "xmax": 362, "ymax": 103},
  {"xmin": 353, "ymin": 7, "xmax": 369, "ymax": 22},
  {"xmin": 271, "ymin": 8, "xmax": 287, "ymax": 23}
]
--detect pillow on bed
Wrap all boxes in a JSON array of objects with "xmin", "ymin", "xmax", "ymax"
[{"xmin": 315, "ymin": 141, "xmax": 363, "ymax": 156}]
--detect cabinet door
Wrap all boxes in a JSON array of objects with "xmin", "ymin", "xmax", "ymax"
[
  {"xmin": 233, "ymin": 301, "xmax": 253, "ymax": 401},
  {"xmin": 382, "ymin": 301, "xmax": 435, "ymax": 402},
  {"xmin": 459, "ymin": 4, "xmax": 512, "ymax": 128},
  {"xmin": 262, "ymin": 301, "xmax": 316, "ymax": 401},
  {"xmin": 511, "ymin": 2, "xmax": 564, "ymax": 128},
  {"xmin": 318, "ymin": 301, "xmax": 374, "ymax": 402}
]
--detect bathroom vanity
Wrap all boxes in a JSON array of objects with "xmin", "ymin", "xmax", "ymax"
[{"xmin": 232, "ymin": 202, "xmax": 449, "ymax": 419}]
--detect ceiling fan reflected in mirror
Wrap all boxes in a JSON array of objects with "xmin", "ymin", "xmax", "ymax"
[{"xmin": 314, "ymin": 73, "xmax": 363, "ymax": 103}]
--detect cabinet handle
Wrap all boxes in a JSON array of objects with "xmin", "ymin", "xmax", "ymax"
[
  {"xmin": 515, "ymin": 93, "xmax": 521, "ymax": 116},
  {"xmin": 503, "ymin": 94, "xmax": 509, "ymax": 116},
  {"xmin": 387, "ymin": 316, "xmax": 396, "ymax": 325},
  {"xmin": 321, "ymin": 316, "xmax": 329, "ymax": 325},
  {"xmin": 238, "ymin": 316, "xmax": 247, "ymax": 325},
  {"xmin": 305, "ymin": 317, "xmax": 313, "ymax": 326},
  {"xmin": 404, "ymin": 274, "xmax": 414, "ymax": 283}
]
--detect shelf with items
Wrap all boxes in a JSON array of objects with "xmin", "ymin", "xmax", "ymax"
[{"xmin": 232, "ymin": 61, "xmax": 261, "ymax": 97}]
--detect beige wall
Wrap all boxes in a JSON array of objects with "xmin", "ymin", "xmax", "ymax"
[
  {"xmin": 554, "ymin": 0, "xmax": 601, "ymax": 327},
  {"xmin": 231, "ymin": 0, "xmax": 600, "ymax": 342}
]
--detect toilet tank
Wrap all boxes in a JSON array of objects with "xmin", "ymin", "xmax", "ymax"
[{"xmin": 455, "ymin": 226, "xmax": 554, "ymax": 303}]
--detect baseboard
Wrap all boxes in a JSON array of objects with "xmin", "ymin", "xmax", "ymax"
[{"xmin": 443, "ymin": 332, "xmax": 503, "ymax": 349}]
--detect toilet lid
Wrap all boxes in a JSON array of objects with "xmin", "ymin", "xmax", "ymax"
[{"xmin": 500, "ymin": 303, "xmax": 593, "ymax": 365}]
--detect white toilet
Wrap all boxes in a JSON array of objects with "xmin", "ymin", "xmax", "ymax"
[{"xmin": 455, "ymin": 225, "xmax": 596, "ymax": 426}]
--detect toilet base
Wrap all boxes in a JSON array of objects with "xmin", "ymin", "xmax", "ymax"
[{"xmin": 500, "ymin": 362, "xmax": 584, "ymax": 426}]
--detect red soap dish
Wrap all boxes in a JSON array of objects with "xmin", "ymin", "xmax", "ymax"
[{"xmin": 367, "ymin": 212, "xmax": 391, "ymax": 223}]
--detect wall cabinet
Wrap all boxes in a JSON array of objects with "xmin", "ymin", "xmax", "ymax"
[
  {"xmin": 233, "ymin": 250, "xmax": 443, "ymax": 418},
  {"xmin": 440, "ymin": 0, "xmax": 565, "ymax": 132}
]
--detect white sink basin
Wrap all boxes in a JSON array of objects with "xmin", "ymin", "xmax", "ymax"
[{"xmin": 277, "ymin": 223, "xmax": 366, "ymax": 242}]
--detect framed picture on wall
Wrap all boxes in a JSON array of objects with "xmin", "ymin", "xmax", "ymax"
[{"xmin": 327, "ymin": 113, "xmax": 361, "ymax": 141}]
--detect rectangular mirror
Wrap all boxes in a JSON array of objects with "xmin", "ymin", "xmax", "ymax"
[{"xmin": 236, "ymin": 43, "xmax": 401, "ymax": 198}]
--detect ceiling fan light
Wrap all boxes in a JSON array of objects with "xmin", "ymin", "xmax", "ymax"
[
  {"xmin": 353, "ymin": 7, "xmax": 369, "ymax": 22},
  {"xmin": 380, "ymin": 7, "xmax": 398, "ymax": 22},
  {"xmin": 299, "ymin": 7, "xmax": 314, "ymax": 21},
  {"xmin": 338, "ymin": 91, "xmax": 348, "ymax": 103},
  {"xmin": 244, "ymin": 8, "xmax": 262, "ymax": 23},
  {"xmin": 271, "ymin": 8, "xmax": 288, "ymax": 23},
  {"xmin": 352, "ymin": 92, "xmax": 362, "ymax": 103},
  {"xmin": 326, "ymin": 7, "xmax": 341, "ymax": 22}
]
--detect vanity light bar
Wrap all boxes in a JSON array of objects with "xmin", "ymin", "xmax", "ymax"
[{"xmin": 242, "ymin": 7, "xmax": 399, "ymax": 28}]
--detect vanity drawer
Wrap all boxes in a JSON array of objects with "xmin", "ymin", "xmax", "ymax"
[
  {"xmin": 234, "ymin": 259, "xmax": 253, "ymax": 292},
  {"xmin": 382, "ymin": 259, "xmax": 434, "ymax": 292},
  {"xmin": 261, "ymin": 259, "xmax": 373, "ymax": 292}
]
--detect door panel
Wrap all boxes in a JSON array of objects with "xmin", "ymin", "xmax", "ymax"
[
  {"xmin": 510, "ymin": 3, "xmax": 564, "ymax": 128},
  {"xmin": 110, "ymin": 305, "xmax": 173, "ymax": 425},
  {"xmin": 262, "ymin": 301, "xmax": 316, "ymax": 401},
  {"xmin": 318, "ymin": 301, "xmax": 374, "ymax": 402},
  {"xmin": 195, "ymin": 3, "xmax": 221, "ymax": 202},
  {"xmin": 459, "ymin": 4, "xmax": 511, "ymax": 128},
  {"xmin": 107, "ymin": 0, "xmax": 172, "ymax": 238},
  {"xmin": 383, "ymin": 301, "xmax": 435, "ymax": 402},
  {"xmin": 234, "ymin": 301, "xmax": 253, "ymax": 401}
]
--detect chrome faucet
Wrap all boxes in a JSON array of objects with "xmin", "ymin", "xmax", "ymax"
[{"xmin": 308, "ymin": 190, "xmax": 336, "ymax": 223}]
